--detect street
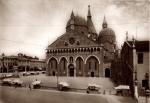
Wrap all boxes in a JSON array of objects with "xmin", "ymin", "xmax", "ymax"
[
  {"xmin": 1, "ymin": 74, "xmax": 115, "ymax": 90},
  {"xmin": 0, "ymin": 86, "xmax": 136, "ymax": 103}
]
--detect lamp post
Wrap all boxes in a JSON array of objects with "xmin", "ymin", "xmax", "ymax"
[
  {"xmin": 132, "ymin": 38, "xmax": 139, "ymax": 102},
  {"xmin": 56, "ymin": 67, "xmax": 59, "ymax": 89}
]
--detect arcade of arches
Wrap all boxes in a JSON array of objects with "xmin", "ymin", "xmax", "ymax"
[{"xmin": 47, "ymin": 56, "xmax": 104, "ymax": 77}]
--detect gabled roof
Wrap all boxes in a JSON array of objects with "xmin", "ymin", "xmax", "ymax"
[
  {"xmin": 123, "ymin": 40, "xmax": 150, "ymax": 52},
  {"xmin": 127, "ymin": 41, "xmax": 149, "ymax": 52},
  {"xmin": 48, "ymin": 31, "xmax": 99, "ymax": 49}
]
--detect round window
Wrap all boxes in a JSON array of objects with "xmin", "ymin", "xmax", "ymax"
[{"xmin": 69, "ymin": 37, "xmax": 75, "ymax": 45}]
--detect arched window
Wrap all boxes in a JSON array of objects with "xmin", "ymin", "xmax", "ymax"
[
  {"xmin": 60, "ymin": 57, "xmax": 67, "ymax": 71},
  {"xmin": 48, "ymin": 57, "xmax": 58, "ymax": 70},
  {"xmin": 70, "ymin": 57, "xmax": 73, "ymax": 63},
  {"xmin": 76, "ymin": 57, "xmax": 83, "ymax": 71}
]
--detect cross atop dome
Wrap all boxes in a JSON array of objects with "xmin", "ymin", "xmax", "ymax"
[{"xmin": 102, "ymin": 15, "xmax": 108, "ymax": 29}]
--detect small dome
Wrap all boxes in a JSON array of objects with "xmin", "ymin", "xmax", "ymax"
[{"xmin": 67, "ymin": 16, "xmax": 87, "ymax": 27}]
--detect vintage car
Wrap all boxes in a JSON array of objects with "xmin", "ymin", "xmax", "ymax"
[
  {"xmin": 145, "ymin": 89, "xmax": 150, "ymax": 96},
  {"xmin": 11, "ymin": 79, "xmax": 23, "ymax": 87},
  {"xmin": 58, "ymin": 82, "xmax": 70, "ymax": 91},
  {"xmin": 22, "ymin": 72, "xmax": 30, "ymax": 76},
  {"xmin": 115, "ymin": 85, "xmax": 130, "ymax": 96},
  {"xmin": 32, "ymin": 80, "xmax": 41, "ymax": 89},
  {"xmin": 2, "ymin": 78, "xmax": 12, "ymax": 86},
  {"xmin": 86, "ymin": 84, "xmax": 101, "ymax": 94}
]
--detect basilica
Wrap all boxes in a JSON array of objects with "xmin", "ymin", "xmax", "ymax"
[{"xmin": 46, "ymin": 5, "xmax": 117, "ymax": 77}]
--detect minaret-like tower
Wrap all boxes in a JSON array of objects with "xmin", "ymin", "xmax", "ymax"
[{"xmin": 87, "ymin": 5, "xmax": 97, "ymax": 41}]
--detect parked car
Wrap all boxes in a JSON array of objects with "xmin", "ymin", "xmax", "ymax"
[
  {"xmin": 41, "ymin": 71, "xmax": 46, "ymax": 74},
  {"xmin": 11, "ymin": 79, "xmax": 23, "ymax": 87},
  {"xmin": 22, "ymin": 72, "xmax": 30, "ymax": 76},
  {"xmin": 30, "ymin": 72, "xmax": 35, "ymax": 75},
  {"xmin": 115, "ymin": 85, "xmax": 130, "ymax": 96},
  {"xmin": 2, "ymin": 78, "xmax": 12, "ymax": 86},
  {"xmin": 145, "ymin": 89, "xmax": 150, "ymax": 96},
  {"xmin": 32, "ymin": 80, "xmax": 41, "ymax": 89},
  {"xmin": 58, "ymin": 82, "xmax": 70, "ymax": 91},
  {"xmin": 86, "ymin": 84, "xmax": 101, "ymax": 94}
]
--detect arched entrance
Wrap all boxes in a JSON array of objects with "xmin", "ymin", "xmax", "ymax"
[
  {"xmin": 91, "ymin": 72, "xmax": 94, "ymax": 77},
  {"xmin": 105, "ymin": 68, "xmax": 111, "ymax": 77},
  {"xmin": 52, "ymin": 71, "xmax": 55, "ymax": 76},
  {"xmin": 68, "ymin": 64, "xmax": 74, "ymax": 77},
  {"xmin": 86, "ymin": 56, "xmax": 99, "ymax": 77},
  {"xmin": 48, "ymin": 57, "xmax": 58, "ymax": 76}
]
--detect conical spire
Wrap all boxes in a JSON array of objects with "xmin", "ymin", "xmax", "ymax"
[
  {"xmin": 88, "ymin": 5, "xmax": 91, "ymax": 18},
  {"xmin": 102, "ymin": 15, "xmax": 107, "ymax": 29},
  {"xmin": 87, "ymin": 5, "xmax": 96, "ymax": 34},
  {"xmin": 71, "ymin": 10, "xmax": 75, "ymax": 18}
]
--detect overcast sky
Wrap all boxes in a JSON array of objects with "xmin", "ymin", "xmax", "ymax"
[{"xmin": 0, "ymin": 0, "xmax": 149, "ymax": 59}]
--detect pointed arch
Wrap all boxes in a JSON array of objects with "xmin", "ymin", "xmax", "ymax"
[
  {"xmin": 47, "ymin": 56, "xmax": 58, "ymax": 64},
  {"xmin": 75, "ymin": 56, "xmax": 84, "ymax": 62},
  {"xmin": 48, "ymin": 57, "xmax": 58, "ymax": 70},
  {"xmin": 85, "ymin": 55, "xmax": 99, "ymax": 77},
  {"xmin": 59, "ymin": 56, "xmax": 68, "ymax": 63},
  {"xmin": 85, "ymin": 55, "xmax": 100, "ymax": 64}
]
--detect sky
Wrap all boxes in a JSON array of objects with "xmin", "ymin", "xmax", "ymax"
[{"xmin": 0, "ymin": 0, "xmax": 149, "ymax": 59}]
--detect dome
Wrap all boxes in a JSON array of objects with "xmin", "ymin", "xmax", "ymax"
[
  {"xmin": 98, "ymin": 27, "xmax": 116, "ymax": 44},
  {"xmin": 67, "ymin": 16, "xmax": 87, "ymax": 27},
  {"xmin": 99, "ymin": 28, "xmax": 115, "ymax": 37}
]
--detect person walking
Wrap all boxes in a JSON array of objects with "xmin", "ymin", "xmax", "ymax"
[{"xmin": 29, "ymin": 84, "xmax": 31, "ymax": 91}]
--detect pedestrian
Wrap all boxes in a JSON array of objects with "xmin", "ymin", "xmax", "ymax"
[
  {"xmin": 103, "ymin": 90, "xmax": 105, "ymax": 94},
  {"xmin": 29, "ymin": 84, "xmax": 31, "ymax": 90},
  {"xmin": 14, "ymin": 84, "xmax": 17, "ymax": 89}
]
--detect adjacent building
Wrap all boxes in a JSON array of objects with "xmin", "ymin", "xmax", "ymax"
[
  {"xmin": 111, "ymin": 40, "xmax": 150, "ymax": 96},
  {"xmin": 46, "ymin": 5, "xmax": 117, "ymax": 77},
  {"xmin": 0, "ymin": 53, "xmax": 46, "ymax": 73}
]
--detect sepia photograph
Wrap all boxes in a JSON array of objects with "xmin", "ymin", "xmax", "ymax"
[{"xmin": 0, "ymin": 0, "xmax": 150, "ymax": 103}]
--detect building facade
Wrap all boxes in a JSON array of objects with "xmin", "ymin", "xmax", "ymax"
[
  {"xmin": 111, "ymin": 40, "xmax": 150, "ymax": 96},
  {"xmin": 46, "ymin": 6, "xmax": 116, "ymax": 77},
  {"xmin": 0, "ymin": 53, "xmax": 46, "ymax": 73}
]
